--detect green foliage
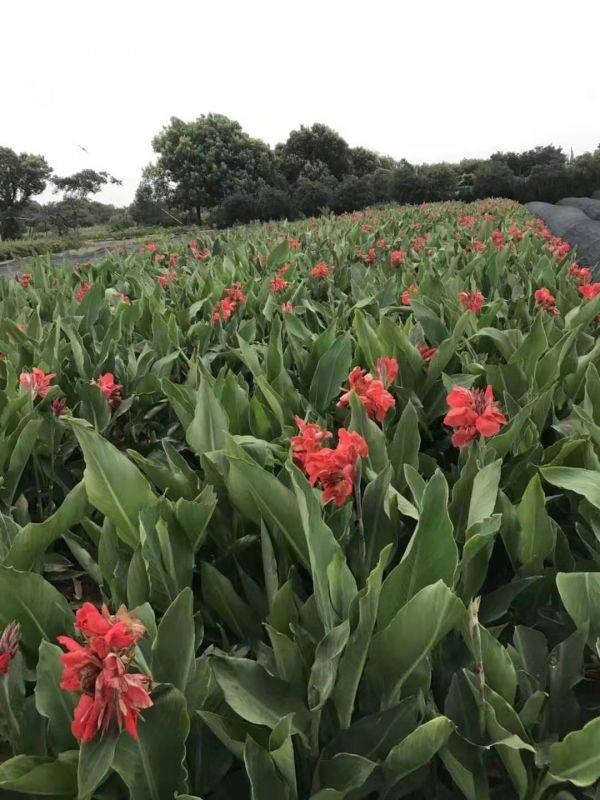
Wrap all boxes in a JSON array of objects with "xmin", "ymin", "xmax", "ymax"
[{"xmin": 0, "ymin": 200, "xmax": 598, "ymax": 798}]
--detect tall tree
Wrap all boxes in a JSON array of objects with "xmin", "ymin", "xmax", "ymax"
[
  {"xmin": 275, "ymin": 123, "xmax": 352, "ymax": 183},
  {"xmin": 0, "ymin": 147, "xmax": 52, "ymax": 239},
  {"xmin": 151, "ymin": 114, "xmax": 274, "ymax": 221}
]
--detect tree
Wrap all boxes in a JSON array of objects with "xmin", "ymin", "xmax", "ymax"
[
  {"xmin": 469, "ymin": 160, "xmax": 517, "ymax": 199},
  {"xmin": 295, "ymin": 180, "xmax": 331, "ymax": 217},
  {"xmin": 151, "ymin": 114, "xmax": 274, "ymax": 221},
  {"xmin": 0, "ymin": 147, "xmax": 52, "ymax": 239},
  {"xmin": 53, "ymin": 169, "xmax": 121, "ymax": 199},
  {"xmin": 350, "ymin": 147, "xmax": 397, "ymax": 177},
  {"xmin": 275, "ymin": 123, "xmax": 352, "ymax": 183},
  {"xmin": 490, "ymin": 145, "xmax": 566, "ymax": 178}
]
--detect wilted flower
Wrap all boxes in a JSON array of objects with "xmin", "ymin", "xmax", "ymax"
[
  {"xmin": 20, "ymin": 368, "xmax": 56, "ymax": 399},
  {"xmin": 444, "ymin": 385, "xmax": 507, "ymax": 448},
  {"xmin": 116, "ymin": 292, "xmax": 131, "ymax": 304},
  {"xmin": 19, "ymin": 273, "xmax": 33, "ymax": 288},
  {"xmin": 281, "ymin": 302, "xmax": 295, "ymax": 313},
  {"xmin": 459, "ymin": 290, "xmax": 485, "ymax": 314},
  {"xmin": 0, "ymin": 622, "xmax": 20, "ymax": 675}
]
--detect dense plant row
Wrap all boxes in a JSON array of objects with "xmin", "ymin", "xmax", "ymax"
[{"xmin": 0, "ymin": 200, "xmax": 599, "ymax": 799}]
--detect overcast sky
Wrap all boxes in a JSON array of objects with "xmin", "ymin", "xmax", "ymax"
[{"xmin": 4, "ymin": 0, "xmax": 599, "ymax": 207}]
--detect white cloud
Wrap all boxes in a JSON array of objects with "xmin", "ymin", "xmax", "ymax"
[{"xmin": 4, "ymin": 0, "xmax": 599, "ymax": 206}]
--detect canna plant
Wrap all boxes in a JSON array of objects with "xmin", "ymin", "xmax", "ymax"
[{"xmin": 0, "ymin": 201, "xmax": 597, "ymax": 798}]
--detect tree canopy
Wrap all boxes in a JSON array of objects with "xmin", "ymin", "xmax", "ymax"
[
  {"xmin": 0, "ymin": 147, "xmax": 52, "ymax": 238},
  {"xmin": 151, "ymin": 114, "xmax": 275, "ymax": 221}
]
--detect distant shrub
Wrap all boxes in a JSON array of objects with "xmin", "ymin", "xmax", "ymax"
[
  {"xmin": 256, "ymin": 187, "xmax": 295, "ymax": 221},
  {"xmin": 215, "ymin": 193, "xmax": 258, "ymax": 228},
  {"xmin": 331, "ymin": 175, "xmax": 374, "ymax": 213},
  {"xmin": 295, "ymin": 180, "xmax": 331, "ymax": 217}
]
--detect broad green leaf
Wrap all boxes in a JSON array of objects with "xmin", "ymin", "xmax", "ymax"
[
  {"xmin": 0, "ymin": 566, "xmax": 73, "ymax": 660},
  {"xmin": 201, "ymin": 562, "xmax": 262, "ymax": 643},
  {"xmin": 34, "ymin": 641, "xmax": 77, "ymax": 752},
  {"xmin": 369, "ymin": 581, "xmax": 464, "ymax": 706},
  {"xmin": 112, "ymin": 686, "xmax": 190, "ymax": 800},
  {"xmin": 542, "ymin": 466, "xmax": 600, "ymax": 510},
  {"xmin": 186, "ymin": 375, "xmax": 229, "ymax": 455},
  {"xmin": 0, "ymin": 752, "xmax": 78, "ymax": 795},
  {"xmin": 309, "ymin": 334, "xmax": 353, "ymax": 413},
  {"xmin": 556, "ymin": 572, "xmax": 600, "ymax": 646},
  {"xmin": 383, "ymin": 716, "xmax": 454, "ymax": 783},
  {"xmin": 548, "ymin": 716, "xmax": 600, "ymax": 787},
  {"xmin": 152, "ymin": 588, "xmax": 196, "ymax": 691},
  {"xmin": 514, "ymin": 474, "xmax": 555, "ymax": 573},
  {"xmin": 67, "ymin": 418, "xmax": 156, "ymax": 548},
  {"xmin": 378, "ymin": 471, "xmax": 458, "ymax": 628},
  {"xmin": 7, "ymin": 481, "xmax": 89, "ymax": 570}
]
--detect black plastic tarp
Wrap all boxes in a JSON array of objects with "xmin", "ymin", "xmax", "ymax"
[
  {"xmin": 526, "ymin": 201, "xmax": 600, "ymax": 276},
  {"xmin": 557, "ymin": 197, "xmax": 600, "ymax": 221}
]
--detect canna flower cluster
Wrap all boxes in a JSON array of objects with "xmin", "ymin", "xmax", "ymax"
[
  {"xmin": 96, "ymin": 373, "xmax": 123, "ymax": 410},
  {"xmin": 0, "ymin": 622, "xmax": 20, "ymax": 675},
  {"xmin": 390, "ymin": 250, "xmax": 407, "ymax": 267},
  {"xmin": 269, "ymin": 277, "xmax": 288, "ymax": 294},
  {"xmin": 76, "ymin": 282, "xmax": 91, "ymax": 302},
  {"xmin": 579, "ymin": 283, "xmax": 600, "ymax": 301},
  {"xmin": 292, "ymin": 419, "xmax": 368, "ymax": 507},
  {"xmin": 20, "ymin": 368, "xmax": 56, "ymax": 399},
  {"xmin": 444, "ymin": 385, "xmax": 507, "ymax": 448},
  {"xmin": 569, "ymin": 265, "xmax": 591, "ymax": 285},
  {"xmin": 338, "ymin": 357, "xmax": 398, "ymax": 423},
  {"xmin": 213, "ymin": 283, "xmax": 247, "ymax": 324},
  {"xmin": 459, "ymin": 290, "xmax": 485, "ymax": 314},
  {"xmin": 535, "ymin": 287, "xmax": 560, "ymax": 315},
  {"xmin": 59, "ymin": 603, "xmax": 152, "ymax": 743},
  {"xmin": 402, "ymin": 285, "xmax": 417, "ymax": 306},
  {"xmin": 311, "ymin": 262, "xmax": 333, "ymax": 279}
]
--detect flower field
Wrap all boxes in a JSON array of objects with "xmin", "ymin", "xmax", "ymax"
[{"xmin": 0, "ymin": 200, "xmax": 600, "ymax": 799}]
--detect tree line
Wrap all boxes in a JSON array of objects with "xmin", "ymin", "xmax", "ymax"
[{"xmin": 2, "ymin": 116, "xmax": 600, "ymax": 239}]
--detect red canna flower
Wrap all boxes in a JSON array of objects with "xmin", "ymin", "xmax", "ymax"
[
  {"xmin": 470, "ymin": 239, "xmax": 486, "ymax": 253},
  {"xmin": 0, "ymin": 622, "xmax": 20, "ymax": 675},
  {"xmin": 570, "ymin": 265, "xmax": 591, "ymax": 284},
  {"xmin": 303, "ymin": 428, "xmax": 368, "ymax": 507},
  {"xmin": 361, "ymin": 224, "xmax": 373, "ymax": 233},
  {"xmin": 20, "ymin": 368, "xmax": 56, "ymax": 399},
  {"xmin": 213, "ymin": 283, "xmax": 247, "ymax": 324},
  {"xmin": 278, "ymin": 263, "xmax": 290, "ymax": 276},
  {"xmin": 443, "ymin": 385, "xmax": 507, "ymax": 448},
  {"xmin": 311, "ymin": 262, "xmax": 333, "ymax": 279},
  {"xmin": 76, "ymin": 282, "xmax": 91, "ymax": 302},
  {"xmin": 291, "ymin": 416, "xmax": 333, "ymax": 470},
  {"xmin": 289, "ymin": 238, "xmax": 301, "ymax": 250},
  {"xmin": 492, "ymin": 231, "xmax": 505, "ymax": 250},
  {"xmin": 338, "ymin": 365, "xmax": 396, "ymax": 422},
  {"xmin": 154, "ymin": 254, "xmax": 165, "ymax": 264},
  {"xmin": 52, "ymin": 397, "xmax": 68, "ymax": 417},
  {"xmin": 59, "ymin": 603, "xmax": 151, "ymax": 743},
  {"xmin": 459, "ymin": 290, "xmax": 485, "ymax": 314},
  {"xmin": 375, "ymin": 356, "xmax": 399, "ymax": 387},
  {"xmin": 144, "ymin": 243, "xmax": 158, "ymax": 253},
  {"xmin": 281, "ymin": 302, "xmax": 295, "ymax": 313},
  {"xmin": 418, "ymin": 345, "xmax": 437, "ymax": 362},
  {"xmin": 116, "ymin": 292, "xmax": 131, "ymax": 304},
  {"xmin": 95, "ymin": 373, "xmax": 123, "ymax": 410},
  {"xmin": 579, "ymin": 283, "xmax": 600, "ymax": 301},
  {"xmin": 535, "ymin": 287, "xmax": 560, "ymax": 315},
  {"xmin": 17, "ymin": 324, "xmax": 26, "ymax": 334},
  {"xmin": 19, "ymin": 273, "xmax": 32, "ymax": 288},
  {"xmin": 390, "ymin": 250, "xmax": 407, "ymax": 267},
  {"xmin": 402, "ymin": 285, "xmax": 418, "ymax": 306},
  {"xmin": 269, "ymin": 277, "xmax": 288, "ymax": 293}
]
